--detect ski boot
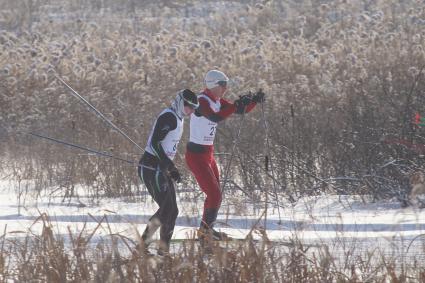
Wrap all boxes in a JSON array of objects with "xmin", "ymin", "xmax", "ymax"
[{"xmin": 135, "ymin": 217, "xmax": 161, "ymax": 256}]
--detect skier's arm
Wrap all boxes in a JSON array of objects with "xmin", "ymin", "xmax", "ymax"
[
  {"xmin": 149, "ymin": 112, "xmax": 177, "ymax": 169},
  {"xmin": 222, "ymin": 97, "xmax": 256, "ymax": 115},
  {"xmin": 194, "ymin": 96, "xmax": 236, "ymax": 122}
]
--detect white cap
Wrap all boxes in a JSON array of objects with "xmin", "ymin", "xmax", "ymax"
[{"xmin": 204, "ymin": 70, "xmax": 229, "ymax": 89}]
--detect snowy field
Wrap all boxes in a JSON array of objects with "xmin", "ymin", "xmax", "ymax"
[{"xmin": 1, "ymin": 179, "xmax": 425, "ymax": 265}]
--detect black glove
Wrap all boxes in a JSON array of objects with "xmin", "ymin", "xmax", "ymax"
[
  {"xmin": 234, "ymin": 94, "xmax": 253, "ymax": 114},
  {"xmin": 169, "ymin": 165, "xmax": 181, "ymax": 183},
  {"xmin": 159, "ymin": 158, "xmax": 173, "ymax": 172},
  {"xmin": 252, "ymin": 90, "xmax": 266, "ymax": 103},
  {"xmin": 239, "ymin": 93, "xmax": 253, "ymax": 106}
]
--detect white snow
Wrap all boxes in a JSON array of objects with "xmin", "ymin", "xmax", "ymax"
[{"xmin": 1, "ymin": 179, "xmax": 425, "ymax": 259}]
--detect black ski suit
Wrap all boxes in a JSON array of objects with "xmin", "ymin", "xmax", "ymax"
[{"xmin": 138, "ymin": 110, "xmax": 180, "ymax": 248}]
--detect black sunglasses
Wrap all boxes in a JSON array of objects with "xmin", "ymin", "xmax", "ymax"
[{"xmin": 217, "ymin": 81, "xmax": 228, "ymax": 87}]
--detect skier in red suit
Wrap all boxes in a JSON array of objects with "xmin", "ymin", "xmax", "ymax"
[{"xmin": 185, "ymin": 70, "xmax": 265, "ymax": 242}]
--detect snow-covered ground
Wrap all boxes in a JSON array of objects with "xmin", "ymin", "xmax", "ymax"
[{"xmin": 1, "ymin": 179, "xmax": 425, "ymax": 262}]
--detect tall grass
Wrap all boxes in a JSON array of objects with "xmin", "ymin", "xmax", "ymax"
[
  {"xmin": 0, "ymin": 214, "xmax": 424, "ymax": 282},
  {"xmin": 1, "ymin": 1, "xmax": 424, "ymax": 201}
]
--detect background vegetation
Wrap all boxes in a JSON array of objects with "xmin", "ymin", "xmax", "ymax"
[{"xmin": 1, "ymin": 0, "xmax": 424, "ymax": 203}]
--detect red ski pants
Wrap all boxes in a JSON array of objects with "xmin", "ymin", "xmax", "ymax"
[{"xmin": 185, "ymin": 149, "xmax": 222, "ymax": 209}]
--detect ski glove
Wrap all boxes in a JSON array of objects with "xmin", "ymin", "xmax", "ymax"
[
  {"xmin": 239, "ymin": 94, "xmax": 253, "ymax": 106},
  {"xmin": 234, "ymin": 94, "xmax": 253, "ymax": 114},
  {"xmin": 159, "ymin": 158, "xmax": 173, "ymax": 172},
  {"xmin": 169, "ymin": 165, "xmax": 181, "ymax": 183},
  {"xmin": 159, "ymin": 159, "xmax": 181, "ymax": 183},
  {"xmin": 252, "ymin": 90, "xmax": 266, "ymax": 103}
]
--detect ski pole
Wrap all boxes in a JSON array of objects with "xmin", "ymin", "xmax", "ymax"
[
  {"xmin": 55, "ymin": 75, "xmax": 145, "ymax": 152},
  {"xmin": 217, "ymin": 120, "xmax": 340, "ymax": 197},
  {"xmin": 216, "ymin": 128, "xmax": 284, "ymax": 187},
  {"xmin": 27, "ymin": 132, "xmax": 138, "ymax": 166},
  {"xmin": 260, "ymin": 100, "xmax": 282, "ymax": 224},
  {"xmin": 221, "ymin": 109, "xmax": 247, "ymax": 195}
]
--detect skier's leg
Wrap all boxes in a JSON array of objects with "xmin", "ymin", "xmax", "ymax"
[
  {"xmin": 206, "ymin": 157, "xmax": 228, "ymax": 239},
  {"xmin": 185, "ymin": 151, "xmax": 221, "ymax": 226},
  {"xmin": 186, "ymin": 151, "xmax": 227, "ymax": 246},
  {"xmin": 157, "ymin": 179, "xmax": 178, "ymax": 255},
  {"xmin": 211, "ymin": 157, "xmax": 220, "ymax": 188},
  {"xmin": 139, "ymin": 165, "xmax": 165, "ymax": 247}
]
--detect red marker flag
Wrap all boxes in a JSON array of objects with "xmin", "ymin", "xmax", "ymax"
[
  {"xmin": 415, "ymin": 113, "xmax": 421, "ymax": 124},
  {"xmin": 415, "ymin": 113, "xmax": 425, "ymax": 127}
]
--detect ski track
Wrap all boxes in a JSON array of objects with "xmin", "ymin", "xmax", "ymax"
[{"xmin": 1, "ymin": 180, "xmax": 425, "ymax": 263}]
